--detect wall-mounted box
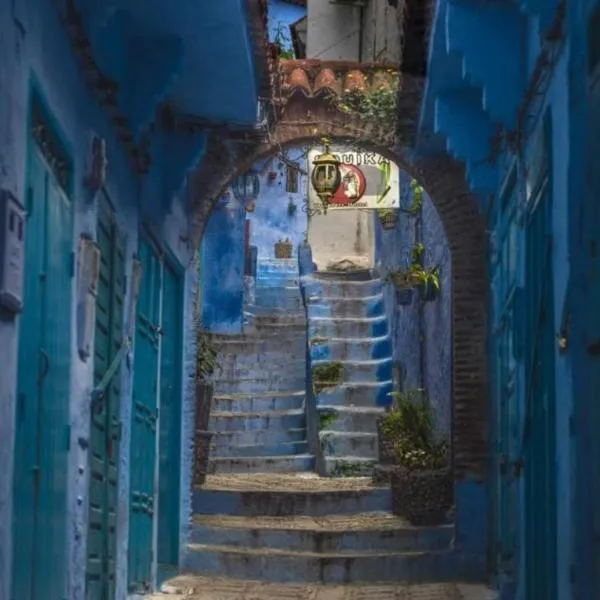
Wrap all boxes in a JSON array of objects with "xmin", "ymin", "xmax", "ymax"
[
  {"xmin": 0, "ymin": 189, "xmax": 26, "ymax": 313},
  {"xmin": 76, "ymin": 236, "xmax": 101, "ymax": 361}
]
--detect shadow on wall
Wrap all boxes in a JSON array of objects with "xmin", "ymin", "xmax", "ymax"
[
  {"xmin": 248, "ymin": 148, "xmax": 308, "ymax": 259},
  {"xmin": 375, "ymin": 171, "xmax": 452, "ymax": 434}
]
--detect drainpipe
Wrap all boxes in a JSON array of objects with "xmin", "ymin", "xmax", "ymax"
[{"xmin": 415, "ymin": 208, "xmax": 426, "ymax": 391}]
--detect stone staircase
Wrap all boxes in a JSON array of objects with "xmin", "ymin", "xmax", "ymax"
[
  {"xmin": 303, "ymin": 270, "xmax": 394, "ymax": 477},
  {"xmin": 207, "ymin": 259, "xmax": 315, "ymax": 475},
  {"xmin": 179, "ymin": 474, "xmax": 464, "ymax": 585}
]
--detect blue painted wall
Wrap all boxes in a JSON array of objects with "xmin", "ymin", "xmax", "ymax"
[
  {"xmin": 374, "ymin": 172, "xmax": 452, "ymax": 435},
  {"xmin": 201, "ymin": 200, "xmax": 247, "ymax": 334},
  {"xmin": 248, "ymin": 150, "xmax": 309, "ymax": 260},
  {"xmin": 418, "ymin": 0, "xmax": 600, "ymax": 598},
  {"xmin": 0, "ymin": 0, "xmax": 261, "ymax": 597}
]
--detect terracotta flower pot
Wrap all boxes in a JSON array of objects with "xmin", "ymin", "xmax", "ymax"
[{"xmin": 391, "ymin": 466, "xmax": 453, "ymax": 525}]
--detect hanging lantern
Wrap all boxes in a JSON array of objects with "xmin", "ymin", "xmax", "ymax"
[
  {"xmin": 232, "ymin": 170, "xmax": 260, "ymax": 204},
  {"xmin": 310, "ymin": 141, "xmax": 341, "ymax": 213}
]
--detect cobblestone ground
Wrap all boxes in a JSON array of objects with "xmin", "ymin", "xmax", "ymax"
[{"xmin": 148, "ymin": 576, "xmax": 497, "ymax": 599}]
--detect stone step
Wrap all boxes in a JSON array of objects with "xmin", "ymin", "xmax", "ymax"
[
  {"xmin": 319, "ymin": 431, "xmax": 378, "ymax": 459},
  {"xmin": 208, "ymin": 454, "xmax": 315, "ymax": 474},
  {"xmin": 316, "ymin": 406, "xmax": 385, "ymax": 433},
  {"xmin": 309, "ymin": 315, "xmax": 389, "ymax": 339},
  {"xmin": 210, "ymin": 409, "xmax": 306, "ymax": 433},
  {"xmin": 321, "ymin": 457, "xmax": 377, "ymax": 477},
  {"xmin": 313, "ymin": 269, "xmax": 374, "ymax": 281},
  {"xmin": 251, "ymin": 313, "xmax": 306, "ymax": 327},
  {"xmin": 217, "ymin": 360, "xmax": 306, "ymax": 382},
  {"xmin": 248, "ymin": 305, "xmax": 306, "ymax": 318},
  {"xmin": 210, "ymin": 440, "xmax": 309, "ymax": 458},
  {"xmin": 216, "ymin": 352, "xmax": 306, "ymax": 372},
  {"xmin": 213, "ymin": 391, "xmax": 305, "ymax": 413},
  {"xmin": 307, "ymin": 295, "xmax": 386, "ymax": 319},
  {"xmin": 182, "ymin": 543, "xmax": 456, "ymax": 583},
  {"xmin": 314, "ymin": 381, "xmax": 394, "ymax": 408},
  {"xmin": 312, "ymin": 357, "xmax": 393, "ymax": 384},
  {"xmin": 193, "ymin": 474, "xmax": 391, "ymax": 516},
  {"xmin": 310, "ymin": 335, "xmax": 392, "ymax": 363},
  {"xmin": 214, "ymin": 377, "xmax": 307, "ymax": 394},
  {"xmin": 155, "ymin": 576, "xmax": 497, "ymax": 598},
  {"xmin": 214, "ymin": 338, "xmax": 306, "ymax": 357},
  {"xmin": 210, "ymin": 428, "xmax": 307, "ymax": 448},
  {"xmin": 305, "ymin": 277, "xmax": 383, "ymax": 298},
  {"xmin": 190, "ymin": 512, "xmax": 454, "ymax": 553}
]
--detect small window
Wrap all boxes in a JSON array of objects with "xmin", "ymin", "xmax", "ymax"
[{"xmin": 286, "ymin": 165, "xmax": 299, "ymax": 193}]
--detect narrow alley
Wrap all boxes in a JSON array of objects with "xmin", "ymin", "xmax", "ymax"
[{"xmin": 0, "ymin": 1, "xmax": 597, "ymax": 600}]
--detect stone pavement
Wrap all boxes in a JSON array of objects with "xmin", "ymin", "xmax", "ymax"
[{"xmin": 148, "ymin": 576, "xmax": 498, "ymax": 599}]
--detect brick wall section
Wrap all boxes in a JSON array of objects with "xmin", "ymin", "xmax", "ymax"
[{"xmin": 188, "ymin": 63, "xmax": 488, "ymax": 482}]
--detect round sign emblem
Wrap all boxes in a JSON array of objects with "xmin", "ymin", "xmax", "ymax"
[{"xmin": 329, "ymin": 163, "xmax": 367, "ymax": 206}]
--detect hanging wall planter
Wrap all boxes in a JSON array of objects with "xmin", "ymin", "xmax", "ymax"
[
  {"xmin": 274, "ymin": 238, "xmax": 293, "ymax": 259},
  {"xmin": 419, "ymin": 280, "xmax": 438, "ymax": 302},
  {"xmin": 377, "ymin": 208, "xmax": 398, "ymax": 230}
]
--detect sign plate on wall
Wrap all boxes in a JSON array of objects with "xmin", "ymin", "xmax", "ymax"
[{"xmin": 307, "ymin": 147, "xmax": 400, "ymax": 210}]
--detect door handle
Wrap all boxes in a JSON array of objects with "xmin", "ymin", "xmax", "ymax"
[{"xmin": 37, "ymin": 348, "xmax": 50, "ymax": 385}]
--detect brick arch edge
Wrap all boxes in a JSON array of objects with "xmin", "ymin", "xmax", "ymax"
[{"xmin": 189, "ymin": 117, "xmax": 488, "ymax": 483}]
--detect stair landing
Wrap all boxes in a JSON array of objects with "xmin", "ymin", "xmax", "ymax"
[{"xmin": 150, "ymin": 576, "xmax": 497, "ymax": 599}]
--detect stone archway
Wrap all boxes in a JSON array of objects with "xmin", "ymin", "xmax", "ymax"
[{"xmin": 190, "ymin": 60, "xmax": 488, "ymax": 482}]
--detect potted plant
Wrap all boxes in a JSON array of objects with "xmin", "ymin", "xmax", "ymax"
[
  {"xmin": 377, "ymin": 208, "xmax": 398, "ymax": 230},
  {"xmin": 194, "ymin": 330, "xmax": 221, "ymax": 485},
  {"xmin": 288, "ymin": 198, "xmax": 298, "ymax": 217},
  {"xmin": 382, "ymin": 389, "xmax": 452, "ymax": 525}
]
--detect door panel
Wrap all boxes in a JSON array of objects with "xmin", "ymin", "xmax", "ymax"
[
  {"xmin": 12, "ymin": 140, "xmax": 73, "ymax": 600},
  {"xmin": 86, "ymin": 192, "xmax": 126, "ymax": 600},
  {"xmin": 157, "ymin": 262, "xmax": 183, "ymax": 584},
  {"xmin": 128, "ymin": 237, "xmax": 161, "ymax": 593}
]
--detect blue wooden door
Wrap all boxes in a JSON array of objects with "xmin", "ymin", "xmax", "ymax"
[
  {"xmin": 523, "ymin": 115, "xmax": 557, "ymax": 600},
  {"xmin": 86, "ymin": 192, "xmax": 126, "ymax": 600},
  {"xmin": 491, "ymin": 173, "xmax": 520, "ymax": 583},
  {"xmin": 12, "ymin": 104, "xmax": 73, "ymax": 600},
  {"xmin": 157, "ymin": 261, "xmax": 183, "ymax": 584},
  {"xmin": 128, "ymin": 236, "xmax": 161, "ymax": 593}
]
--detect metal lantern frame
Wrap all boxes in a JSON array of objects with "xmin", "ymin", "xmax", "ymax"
[{"xmin": 310, "ymin": 141, "xmax": 342, "ymax": 213}]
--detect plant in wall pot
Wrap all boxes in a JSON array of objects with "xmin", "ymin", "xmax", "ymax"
[
  {"xmin": 287, "ymin": 198, "xmax": 297, "ymax": 217},
  {"xmin": 382, "ymin": 389, "xmax": 452, "ymax": 525},
  {"xmin": 194, "ymin": 330, "xmax": 221, "ymax": 485}
]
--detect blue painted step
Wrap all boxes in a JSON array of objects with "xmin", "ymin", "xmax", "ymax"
[
  {"xmin": 312, "ymin": 357, "xmax": 393, "ymax": 384},
  {"xmin": 309, "ymin": 315, "xmax": 389, "ymax": 338},
  {"xmin": 210, "ymin": 440, "xmax": 309, "ymax": 458},
  {"xmin": 193, "ymin": 483, "xmax": 391, "ymax": 517},
  {"xmin": 307, "ymin": 295, "xmax": 386, "ymax": 318},
  {"xmin": 210, "ymin": 428, "xmax": 307, "ymax": 449},
  {"xmin": 214, "ymin": 378, "xmax": 307, "ymax": 394},
  {"xmin": 304, "ymin": 277, "xmax": 383, "ymax": 298},
  {"xmin": 208, "ymin": 454, "xmax": 315, "ymax": 474},
  {"xmin": 319, "ymin": 431, "xmax": 378, "ymax": 459},
  {"xmin": 182, "ymin": 544, "xmax": 459, "ymax": 583},
  {"xmin": 314, "ymin": 381, "xmax": 393, "ymax": 408},
  {"xmin": 190, "ymin": 513, "xmax": 454, "ymax": 553},
  {"xmin": 316, "ymin": 406, "xmax": 385, "ymax": 433},
  {"xmin": 210, "ymin": 409, "xmax": 306, "ymax": 433},
  {"xmin": 310, "ymin": 335, "xmax": 392, "ymax": 362},
  {"xmin": 213, "ymin": 391, "xmax": 305, "ymax": 413}
]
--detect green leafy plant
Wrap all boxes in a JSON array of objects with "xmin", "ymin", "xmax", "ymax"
[
  {"xmin": 196, "ymin": 330, "xmax": 222, "ymax": 382},
  {"xmin": 408, "ymin": 179, "xmax": 424, "ymax": 214},
  {"xmin": 383, "ymin": 389, "xmax": 449, "ymax": 471},
  {"xmin": 312, "ymin": 362, "xmax": 343, "ymax": 394},
  {"xmin": 318, "ymin": 410, "xmax": 338, "ymax": 430},
  {"xmin": 385, "ymin": 242, "xmax": 440, "ymax": 299}
]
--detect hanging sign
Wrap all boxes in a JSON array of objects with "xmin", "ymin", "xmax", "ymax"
[{"xmin": 307, "ymin": 146, "xmax": 400, "ymax": 211}]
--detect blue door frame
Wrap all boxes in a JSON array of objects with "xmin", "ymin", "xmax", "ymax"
[{"xmin": 12, "ymin": 92, "xmax": 74, "ymax": 600}]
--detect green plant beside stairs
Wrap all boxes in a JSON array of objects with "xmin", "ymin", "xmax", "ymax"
[{"xmin": 381, "ymin": 389, "xmax": 452, "ymax": 525}]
